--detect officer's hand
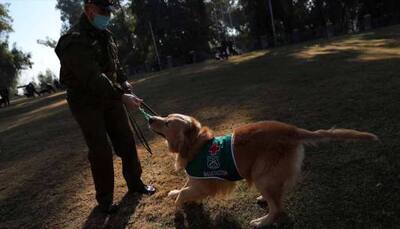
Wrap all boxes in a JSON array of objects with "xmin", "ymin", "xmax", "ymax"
[
  {"xmin": 122, "ymin": 94, "xmax": 143, "ymax": 111},
  {"xmin": 121, "ymin": 81, "xmax": 133, "ymax": 93}
]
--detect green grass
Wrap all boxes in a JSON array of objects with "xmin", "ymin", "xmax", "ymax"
[{"xmin": 0, "ymin": 25, "xmax": 399, "ymax": 229}]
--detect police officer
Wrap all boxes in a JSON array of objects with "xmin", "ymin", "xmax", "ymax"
[{"xmin": 55, "ymin": 0, "xmax": 155, "ymax": 213}]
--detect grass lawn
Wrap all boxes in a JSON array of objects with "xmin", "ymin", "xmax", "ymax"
[{"xmin": 0, "ymin": 25, "xmax": 399, "ymax": 229}]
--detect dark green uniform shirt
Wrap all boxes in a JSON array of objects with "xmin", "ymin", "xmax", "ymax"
[{"xmin": 55, "ymin": 14, "xmax": 126, "ymax": 105}]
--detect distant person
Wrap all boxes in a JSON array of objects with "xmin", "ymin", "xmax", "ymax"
[
  {"xmin": 227, "ymin": 40, "xmax": 238, "ymax": 56},
  {"xmin": 0, "ymin": 87, "xmax": 10, "ymax": 106},
  {"xmin": 0, "ymin": 93, "xmax": 5, "ymax": 108},
  {"xmin": 39, "ymin": 83, "xmax": 56, "ymax": 95},
  {"xmin": 23, "ymin": 87, "xmax": 33, "ymax": 98},
  {"xmin": 55, "ymin": 0, "xmax": 155, "ymax": 214},
  {"xmin": 219, "ymin": 39, "xmax": 229, "ymax": 60},
  {"xmin": 25, "ymin": 83, "xmax": 40, "ymax": 97},
  {"xmin": 53, "ymin": 78, "xmax": 63, "ymax": 90}
]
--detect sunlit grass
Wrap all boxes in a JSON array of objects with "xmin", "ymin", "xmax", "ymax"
[{"xmin": 293, "ymin": 36, "xmax": 400, "ymax": 61}]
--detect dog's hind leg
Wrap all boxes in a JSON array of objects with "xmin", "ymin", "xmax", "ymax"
[
  {"xmin": 251, "ymin": 180, "xmax": 285, "ymax": 228},
  {"xmin": 250, "ymin": 149, "xmax": 301, "ymax": 227},
  {"xmin": 256, "ymin": 195, "xmax": 266, "ymax": 203}
]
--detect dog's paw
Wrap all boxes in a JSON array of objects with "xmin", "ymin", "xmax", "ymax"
[
  {"xmin": 168, "ymin": 190, "xmax": 181, "ymax": 197},
  {"xmin": 256, "ymin": 195, "xmax": 266, "ymax": 203},
  {"xmin": 250, "ymin": 215, "xmax": 272, "ymax": 228}
]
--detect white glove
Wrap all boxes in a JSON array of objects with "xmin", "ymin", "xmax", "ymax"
[{"xmin": 122, "ymin": 94, "xmax": 143, "ymax": 111}]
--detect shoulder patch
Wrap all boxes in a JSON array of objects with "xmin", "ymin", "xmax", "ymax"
[
  {"xmin": 71, "ymin": 31, "xmax": 81, "ymax": 37},
  {"xmin": 55, "ymin": 31, "xmax": 88, "ymax": 58}
]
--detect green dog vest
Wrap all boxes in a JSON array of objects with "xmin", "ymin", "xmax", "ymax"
[{"xmin": 185, "ymin": 134, "xmax": 243, "ymax": 181}]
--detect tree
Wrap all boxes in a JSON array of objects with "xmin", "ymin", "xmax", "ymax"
[
  {"xmin": 236, "ymin": 0, "xmax": 400, "ymax": 48},
  {"xmin": 56, "ymin": 0, "xmax": 82, "ymax": 32},
  {"xmin": 37, "ymin": 36, "xmax": 57, "ymax": 49},
  {"xmin": 0, "ymin": 3, "xmax": 13, "ymax": 37},
  {"xmin": 130, "ymin": 0, "xmax": 212, "ymax": 67},
  {"xmin": 239, "ymin": 0, "xmax": 270, "ymax": 48},
  {"xmin": 37, "ymin": 0, "xmax": 81, "ymax": 49},
  {"xmin": 109, "ymin": 1, "xmax": 137, "ymax": 66},
  {"xmin": 37, "ymin": 69, "xmax": 55, "ymax": 85},
  {"xmin": 54, "ymin": 0, "xmax": 400, "ymax": 66},
  {"xmin": 0, "ymin": 3, "xmax": 32, "ymax": 90},
  {"xmin": 205, "ymin": 0, "xmax": 249, "ymax": 49}
]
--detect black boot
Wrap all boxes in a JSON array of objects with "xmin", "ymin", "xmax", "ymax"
[
  {"xmin": 97, "ymin": 203, "xmax": 119, "ymax": 214},
  {"xmin": 128, "ymin": 180, "xmax": 156, "ymax": 195}
]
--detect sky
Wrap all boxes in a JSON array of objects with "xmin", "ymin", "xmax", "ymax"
[{"xmin": 1, "ymin": 0, "xmax": 63, "ymax": 85}]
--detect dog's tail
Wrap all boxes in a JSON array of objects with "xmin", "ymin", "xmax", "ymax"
[{"xmin": 297, "ymin": 128, "xmax": 379, "ymax": 145}]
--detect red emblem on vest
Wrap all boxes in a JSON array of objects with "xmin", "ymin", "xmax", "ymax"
[{"xmin": 209, "ymin": 143, "xmax": 220, "ymax": 155}]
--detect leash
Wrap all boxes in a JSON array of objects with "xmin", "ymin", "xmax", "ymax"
[
  {"xmin": 126, "ymin": 109, "xmax": 153, "ymax": 155},
  {"xmin": 140, "ymin": 99, "xmax": 160, "ymax": 117},
  {"xmin": 125, "ymin": 94, "xmax": 160, "ymax": 156},
  {"xmin": 138, "ymin": 107, "xmax": 153, "ymax": 121}
]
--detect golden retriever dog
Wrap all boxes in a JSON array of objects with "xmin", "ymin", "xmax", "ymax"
[{"xmin": 148, "ymin": 114, "xmax": 378, "ymax": 228}]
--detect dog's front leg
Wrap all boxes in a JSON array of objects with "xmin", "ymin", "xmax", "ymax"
[
  {"xmin": 169, "ymin": 178, "xmax": 210, "ymax": 210},
  {"xmin": 167, "ymin": 179, "xmax": 189, "ymax": 198},
  {"xmin": 168, "ymin": 189, "xmax": 182, "ymax": 197},
  {"xmin": 173, "ymin": 186, "xmax": 208, "ymax": 210}
]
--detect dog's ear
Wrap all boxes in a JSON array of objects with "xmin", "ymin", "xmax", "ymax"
[
  {"xmin": 178, "ymin": 118, "xmax": 201, "ymax": 158},
  {"xmin": 168, "ymin": 131, "xmax": 185, "ymax": 153},
  {"xmin": 168, "ymin": 122, "xmax": 198, "ymax": 154},
  {"xmin": 178, "ymin": 126, "xmax": 197, "ymax": 158},
  {"xmin": 198, "ymin": 126, "xmax": 213, "ymax": 140},
  {"xmin": 171, "ymin": 130, "xmax": 191, "ymax": 172}
]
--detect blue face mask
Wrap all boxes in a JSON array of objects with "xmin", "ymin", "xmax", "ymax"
[{"xmin": 91, "ymin": 14, "xmax": 111, "ymax": 30}]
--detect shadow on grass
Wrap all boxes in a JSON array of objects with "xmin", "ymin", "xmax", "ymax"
[
  {"xmin": 174, "ymin": 203, "xmax": 242, "ymax": 229},
  {"xmin": 0, "ymin": 92, "xmax": 67, "ymax": 120},
  {"xmin": 83, "ymin": 193, "xmax": 142, "ymax": 229}
]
